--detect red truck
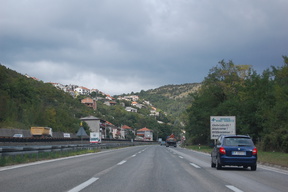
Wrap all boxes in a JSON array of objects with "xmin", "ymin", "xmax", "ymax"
[{"xmin": 166, "ymin": 134, "xmax": 177, "ymax": 147}]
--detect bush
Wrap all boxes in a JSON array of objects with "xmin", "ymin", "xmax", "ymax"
[
  {"xmin": 260, "ymin": 133, "xmax": 288, "ymax": 153},
  {"xmin": 282, "ymin": 134, "xmax": 288, "ymax": 153}
]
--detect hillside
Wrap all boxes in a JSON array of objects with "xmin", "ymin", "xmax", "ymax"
[
  {"xmin": 135, "ymin": 83, "xmax": 201, "ymax": 127},
  {"xmin": 0, "ymin": 64, "xmax": 93, "ymax": 133},
  {"xmin": 0, "ymin": 64, "xmax": 202, "ymax": 139},
  {"xmin": 144, "ymin": 83, "xmax": 201, "ymax": 99}
]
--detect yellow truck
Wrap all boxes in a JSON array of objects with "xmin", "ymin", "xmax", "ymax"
[{"xmin": 30, "ymin": 127, "xmax": 53, "ymax": 137}]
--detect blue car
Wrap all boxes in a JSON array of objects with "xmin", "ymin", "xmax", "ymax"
[{"xmin": 211, "ymin": 135, "xmax": 257, "ymax": 171}]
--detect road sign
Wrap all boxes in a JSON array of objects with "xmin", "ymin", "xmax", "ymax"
[{"xmin": 210, "ymin": 116, "xmax": 236, "ymax": 139}]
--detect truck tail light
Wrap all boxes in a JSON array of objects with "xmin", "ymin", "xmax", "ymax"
[
  {"xmin": 219, "ymin": 147, "xmax": 226, "ymax": 155},
  {"xmin": 252, "ymin": 147, "xmax": 257, "ymax": 155}
]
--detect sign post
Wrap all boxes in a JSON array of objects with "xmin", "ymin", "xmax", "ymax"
[{"xmin": 210, "ymin": 116, "xmax": 236, "ymax": 140}]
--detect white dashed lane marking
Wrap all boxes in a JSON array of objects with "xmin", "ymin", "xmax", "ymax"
[
  {"xmin": 189, "ymin": 163, "xmax": 201, "ymax": 168},
  {"xmin": 225, "ymin": 185, "xmax": 243, "ymax": 192},
  {"xmin": 68, "ymin": 177, "xmax": 99, "ymax": 192},
  {"xmin": 117, "ymin": 160, "xmax": 127, "ymax": 165}
]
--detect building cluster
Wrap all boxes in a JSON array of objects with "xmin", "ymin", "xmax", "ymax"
[
  {"xmin": 80, "ymin": 97, "xmax": 156, "ymax": 141},
  {"xmin": 47, "ymin": 82, "xmax": 158, "ymax": 141},
  {"xmin": 81, "ymin": 116, "xmax": 153, "ymax": 141},
  {"xmin": 47, "ymin": 82, "xmax": 159, "ymax": 116},
  {"xmin": 49, "ymin": 83, "xmax": 102, "ymax": 98},
  {"xmin": 25, "ymin": 76, "xmax": 159, "ymax": 141}
]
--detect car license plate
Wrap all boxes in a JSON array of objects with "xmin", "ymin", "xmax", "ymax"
[{"xmin": 232, "ymin": 151, "xmax": 246, "ymax": 155}]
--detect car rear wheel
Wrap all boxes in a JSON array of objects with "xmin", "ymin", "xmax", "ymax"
[
  {"xmin": 211, "ymin": 160, "xmax": 216, "ymax": 168},
  {"xmin": 216, "ymin": 158, "xmax": 222, "ymax": 170},
  {"xmin": 251, "ymin": 164, "xmax": 257, "ymax": 171}
]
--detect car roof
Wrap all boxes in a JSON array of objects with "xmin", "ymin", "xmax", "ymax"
[{"xmin": 221, "ymin": 135, "xmax": 250, "ymax": 138}]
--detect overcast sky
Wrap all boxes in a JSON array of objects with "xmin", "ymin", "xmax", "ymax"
[{"xmin": 1, "ymin": 0, "xmax": 287, "ymax": 95}]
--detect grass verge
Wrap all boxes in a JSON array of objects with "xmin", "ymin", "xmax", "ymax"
[
  {"xmin": 0, "ymin": 148, "xmax": 101, "ymax": 167},
  {"xmin": 184, "ymin": 145, "xmax": 288, "ymax": 168},
  {"xmin": 257, "ymin": 151, "xmax": 288, "ymax": 168}
]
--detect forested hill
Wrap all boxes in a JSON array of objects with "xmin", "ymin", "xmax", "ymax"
[
  {"xmin": 143, "ymin": 83, "xmax": 201, "ymax": 99},
  {"xmin": 135, "ymin": 83, "xmax": 201, "ymax": 126},
  {"xmin": 0, "ymin": 64, "xmax": 92, "ymax": 133}
]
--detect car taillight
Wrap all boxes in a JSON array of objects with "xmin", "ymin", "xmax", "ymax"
[
  {"xmin": 252, "ymin": 147, "xmax": 257, "ymax": 155},
  {"xmin": 219, "ymin": 147, "xmax": 226, "ymax": 155}
]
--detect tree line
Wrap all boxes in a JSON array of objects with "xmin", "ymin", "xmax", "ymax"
[{"xmin": 185, "ymin": 56, "xmax": 288, "ymax": 152}]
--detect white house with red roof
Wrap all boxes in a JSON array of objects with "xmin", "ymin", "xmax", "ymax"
[
  {"xmin": 75, "ymin": 86, "xmax": 90, "ymax": 95},
  {"xmin": 136, "ymin": 127, "xmax": 153, "ymax": 141}
]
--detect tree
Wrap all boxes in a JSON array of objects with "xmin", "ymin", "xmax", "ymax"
[
  {"xmin": 185, "ymin": 57, "xmax": 288, "ymax": 152},
  {"xmin": 186, "ymin": 60, "xmax": 253, "ymax": 145}
]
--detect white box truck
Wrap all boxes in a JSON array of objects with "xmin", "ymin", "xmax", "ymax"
[{"xmin": 90, "ymin": 132, "xmax": 101, "ymax": 144}]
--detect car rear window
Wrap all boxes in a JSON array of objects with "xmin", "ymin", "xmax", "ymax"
[{"xmin": 224, "ymin": 137, "xmax": 254, "ymax": 146}]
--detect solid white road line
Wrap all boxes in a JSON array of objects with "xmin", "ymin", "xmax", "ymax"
[
  {"xmin": 189, "ymin": 163, "xmax": 201, "ymax": 168},
  {"xmin": 225, "ymin": 185, "xmax": 243, "ymax": 192},
  {"xmin": 259, "ymin": 164, "xmax": 288, "ymax": 175},
  {"xmin": 68, "ymin": 177, "xmax": 99, "ymax": 192}
]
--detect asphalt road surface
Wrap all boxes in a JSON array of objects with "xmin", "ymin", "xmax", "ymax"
[{"xmin": 0, "ymin": 145, "xmax": 287, "ymax": 192}]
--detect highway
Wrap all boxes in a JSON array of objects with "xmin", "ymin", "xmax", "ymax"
[{"xmin": 0, "ymin": 145, "xmax": 287, "ymax": 192}]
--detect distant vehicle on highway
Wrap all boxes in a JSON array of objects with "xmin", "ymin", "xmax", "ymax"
[
  {"xmin": 166, "ymin": 134, "xmax": 177, "ymax": 147},
  {"xmin": 30, "ymin": 127, "xmax": 53, "ymax": 137},
  {"xmin": 160, "ymin": 141, "xmax": 166, "ymax": 145},
  {"xmin": 90, "ymin": 132, "xmax": 101, "ymax": 144},
  {"xmin": 211, "ymin": 135, "xmax": 257, "ymax": 171},
  {"xmin": 13, "ymin": 134, "xmax": 23, "ymax": 138}
]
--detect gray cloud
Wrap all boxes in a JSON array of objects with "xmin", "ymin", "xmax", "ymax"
[{"xmin": 1, "ymin": 0, "xmax": 287, "ymax": 95}]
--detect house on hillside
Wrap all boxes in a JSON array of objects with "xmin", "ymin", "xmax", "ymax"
[
  {"xmin": 49, "ymin": 82, "xmax": 65, "ymax": 90},
  {"xmin": 105, "ymin": 95, "xmax": 115, "ymax": 101},
  {"xmin": 136, "ymin": 127, "xmax": 153, "ymax": 141},
  {"xmin": 75, "ymin": 86, "xmax": 90, "ymax": 95},
  {"xmin": 150, "ymin": 107, "xmax": 159, "ymax": 116},
  {"xmin": 81, "ymin": 97, "xmax": 97, "ymax": 110},
  {"xmin": 104, "ymin": 101, "xmax": 117, "ymax": 106},
  {"xmin": 131, "ymin": 102, "xmax": 145, "ymax": 109},
  {"xmin": 131, "ymin": 101, "xmax": 138, "ymax": 106},
  {"xmin": 117, "ymin": 95, "xmax": 139, "ymax": 101},
  {"xmin": 125, "ymin": 107, "xmax": 137, "ymax": 113}
]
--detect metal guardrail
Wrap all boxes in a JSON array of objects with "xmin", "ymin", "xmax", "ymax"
[
  {"xmin": 0, "ymin": 143, "xmax": 134, "ymax": 156},
  {"xmin": 0, "ymin": 142, "xmax": 155, "ymax": 157},
  {"xmin": 0, "ymin": 136, "xmax": 156, "ymax": 143},
  {"xmin": 0, "ymin": 136, "xmax": 89, "ymax": 143}
]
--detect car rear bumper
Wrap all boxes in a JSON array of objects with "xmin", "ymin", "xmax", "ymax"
[{"xmin": 220, "ymin": 155, "xmax": 257, "ymax": 166}]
